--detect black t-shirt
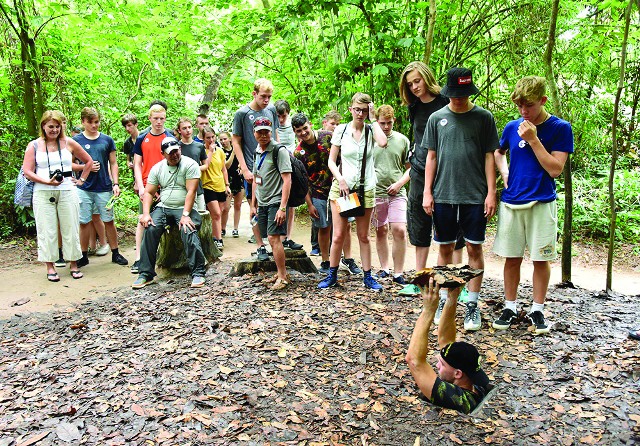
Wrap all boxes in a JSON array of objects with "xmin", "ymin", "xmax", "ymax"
[
  {"xmin": 429, "ymin": 377, "xmax": 487, "ymax": 414},
  {"xmin": 408, "ymin": 95, "xmax": 449, "ymax": 180},
  {"xmin": 123, "ymin": 136, "xmax": 135, "ymax": 156},
  {"xmin": 223, "ymin": 146, "xmax": 242, "ymax": 190}
]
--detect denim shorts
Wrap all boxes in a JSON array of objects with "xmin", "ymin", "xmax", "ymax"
[{"xmin": 77, "ymin": 189, "xmax": 113, "ymax": 224}]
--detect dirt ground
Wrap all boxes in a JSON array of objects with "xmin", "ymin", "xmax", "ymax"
[{"xmin": 0, "ymin": 203, "xmax": 639, "ymax": 319}]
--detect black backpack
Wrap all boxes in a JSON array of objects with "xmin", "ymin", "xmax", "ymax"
[{"xmin": 272, "ymin": 144, "xmax": 309, "ymax": 208}]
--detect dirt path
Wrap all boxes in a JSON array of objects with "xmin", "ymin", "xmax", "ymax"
[{"xmin": 1, "ymin": 203, "xmax": 639, "ymax": 319}]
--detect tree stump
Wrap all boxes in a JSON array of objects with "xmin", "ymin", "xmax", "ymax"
[
  {"xmin": 230, "ymin": 249, "xmax": 318, "ymax": 276},
  {"xmin": 157, "ymin": 211, "xmax": 221, "ymax": 269}
]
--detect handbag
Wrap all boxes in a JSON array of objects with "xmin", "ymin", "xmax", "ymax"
[
  {"xmin": 339, "ymin": 125, "xmax": 370, "ymax": 218},
  {"xmin": 14, "ymin": 142, "xmax": 37, "ymax": 208}
]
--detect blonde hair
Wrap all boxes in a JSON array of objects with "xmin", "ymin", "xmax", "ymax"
[
  {"xmin": 80, "ymin": 107, "xmax": 100, "ymax": 122},
  {"xmin": 511, "ymin": 76, "xmax": 547, "ymax": 105},
  {"xmin": 39, "ymin": 110, "xmax": 67, "ymax": 139},
  {"xmin": 253, "ymin": 78, "xmax": 274, "ymax": 93},
  {"xmin": 148, "ymin": 104, "xmax": 166, "ymax": 117},
  {"xmin": 375, "ymin": 104, "xmax": 395, "ymax": 120},
  {"xmin": 323, "ymin": 110, "xmax": 341, "ymax": 123},
  {"xmin": 399, "ymin": 61, "xmax": 441, "ymax": 106},
  {"xmin": 351, "ymin": 92, "xmax": 372, "ymax": 105}
]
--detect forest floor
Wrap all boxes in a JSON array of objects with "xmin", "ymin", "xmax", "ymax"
[{"xmin": 0, "ymin": 212, "xmax": 639, "ymax": 445}]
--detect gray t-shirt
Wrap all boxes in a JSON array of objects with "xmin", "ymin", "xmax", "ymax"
[
  {"xmin": 424, "ymin": 105, "xmax": 499, "ymax": 204},
  {"xmin": 148, "ymin": 156, "xmax": 201, "ymax": 209},
  {"xmin": 252, "ymin": 140, "xmax": 292, "ymax": 207},
  {"xmin": 179, "ymin": 140, "xmax": 206, "ymax": 195},
  {"xmin": 232, "ymin": 104, "xmax": 279, "ymax": 171},
  {"xmin": 373, "ymin": 130, "xmax": 410, "ymax": 197}
]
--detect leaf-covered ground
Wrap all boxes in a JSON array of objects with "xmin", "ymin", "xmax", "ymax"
[{"xmin": 1, "ymin": 263, "xmax": 639, "ymax": 445}]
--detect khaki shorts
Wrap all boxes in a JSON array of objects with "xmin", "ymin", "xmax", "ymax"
[
  {"xmin": 328, "ymin": 180, "xmax": 375, "ymax": 209},
  {"xmin": 493, "ymin": 201, "xmax": 557, "ymax": 261}
]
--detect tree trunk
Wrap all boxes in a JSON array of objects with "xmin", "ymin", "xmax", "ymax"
[
  {"xmin": 606, "ymin": 0, "xmax": 633, "ymax": 293},
  {"xmin": 423, "ymin": 0, "xmax": 436, "ymax": 64},
  {"xmin": 157, "ymin": 211, "xmax": 221, "ymax": 269},
  {"xmin": 542, "ymin": 0, "xmax": 573, "ymax": 285}
]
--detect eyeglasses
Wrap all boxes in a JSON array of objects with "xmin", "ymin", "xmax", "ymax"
[{"xmin": 351, "ymin": 107, "xmax": 368, "ymax": 114}]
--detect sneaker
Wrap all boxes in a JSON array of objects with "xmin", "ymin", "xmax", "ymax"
[
  {"xmin": 398, "ymin": 284, "xmax": 421, "ymax": 296},
  {"xmin": 340, "ymin": 257, "xmax": 362, "ymax": 275},
  {"xmin": 87, "ymin": 247, "xmax": 96, "ymax": 256},
  {"xmin": 433, "ymin": 298, "xmax": 446, "ymax": 325},
  {"xmin": 363, "ymin": 272, "xmax": 383, "ymax": 291},
  {"xmin": 458, "ymin": 287, "xmax": 469, "ymax": 303},
  {"xmin": 464, "ymin": 301, "xmax": 482, "ymax": 331},
  {"xmin": 76, "ymin": 256, "xmax": 89, "ymax": 268},
  {"xmin": 309, "ymin": 248, "xmax": 321, "ymax": 256},
  {"xmin": 283, "ymin": 239, "xmax": 303, "ymax": 250},
  {"xmin": 221, "ymin": 229, "xmax": 226, "ymax": 238},
  {"xmin": 95, "ymin": 244, "xmax": 110, "ymax": 256},
  {"xmin": 191, "ymin": 276, "xmax": 206, "ymax": 288},
  {"xmin": 112, "ymin": 253, "xmax": 129, "ymax": 266},
  {"xmin": 54, "ymin": 258, "xmax": 66, "ymax": 268},
  {"xmin": 232, "ymin": 229, "xmax": 239, "ymax": 238},
  {"xmin": 256, "ymin": 246, "xmax": 269, "ymax": 261},
  {"xmin": 248, "ymin": 235, "xmax": 256, "ymax": 244},
  {"xmin": 376, "ymin": 270, "xmax": 390, "ymax": 279},
  {"xmin": 214, "ymin": 239, "xmax": 224, "ymax": 250},
  {"xmin": 132, "ymin": 275, "xmax": 154, "ymax": 289},
  {"xmin": 493, "ymin": 308, "xmax": 517, "ymax": 330},
  {"xmin": 527, "ymin": 311, "xmax": 550, "ymax": 335},
  {"xmin": 130, "ymin": 260, "xmax": 140, "ymax": 274},
  {"xmin": 319, "ymin": 261, "xmax": 330, "ymax": 275},
  {"xmin": 392, "ymin": 275, "xmax": 407, "ymax": 285},
  {"xmin": 318, "ymin": 268, "xmax": 338, "ymax": 289}
]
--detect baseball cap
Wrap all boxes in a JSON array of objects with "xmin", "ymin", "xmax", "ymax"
[
  {"xmin": 161, "ymin": 136, "xmax": 180, "ymax": 154},
  {"xmin": 253, "ymin": 117, "xmax": 272, "ymax": 132},
  {"xmin": 440, "ymin": 341, "xmax": 490, "ymax": 387},
  {"xmin": 440, "ymin": 67, "xmax": 480, "ymax": 98}
]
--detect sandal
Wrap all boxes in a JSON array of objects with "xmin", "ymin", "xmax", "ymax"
[
  {"xmin": 47, "ymin": 273, "xmax": 60, "ymax": 282},
  {"xmin": 70, "ymin": 270, "xmax": 84, "ymax": 280},
  {"xmin": 263, "ymin": 273, "xmax": 291, "ymax": 284},
  {"xmin": 271, "ymin": 277, "xmax": 289, "ymax": 291}
]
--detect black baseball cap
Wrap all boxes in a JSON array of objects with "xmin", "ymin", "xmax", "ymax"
[
  {"xmin": 440, "ymin": 341, "xmax": 490, "ymax": 387},
  {"xmin": 440, "ymin": 67, "xmax": 480, "ymax": 98}
]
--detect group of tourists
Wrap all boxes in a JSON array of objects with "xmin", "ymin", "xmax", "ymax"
[{"xmin": 33, "ymin": 61, "xmax": 640, "ymax": 414}]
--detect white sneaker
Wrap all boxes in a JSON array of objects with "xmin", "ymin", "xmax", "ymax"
[
  {"xmin": 95, "ymin": 244, "xmax": 110, "ymax": 256},
  {"xmin": 463, "ymin": 301, "xmax": 482, "ymax": 331},
  {"xmin": 433, "ymin": 299, "xmax": 446, "ymax": 325}
]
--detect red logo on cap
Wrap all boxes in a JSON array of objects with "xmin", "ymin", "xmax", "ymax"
[{"xmin": 457, "ymin": 76, "xmax": 472, "ymax": 85}]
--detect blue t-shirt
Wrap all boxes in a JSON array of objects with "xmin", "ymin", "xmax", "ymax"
[
  {"xmin": 499, "ymin": 116, "xmax": 573, "ymax": 204},
  {"xmin": 73, "ymin": 132, "xmax": 116, "ymax": 192}
]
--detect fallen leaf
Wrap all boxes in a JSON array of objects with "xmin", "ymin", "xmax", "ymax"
[
  {"xmin": 56, "ymin": 422, "xmax": 80, "ymax": 442},
  {"xmin": 449, "ymin": 433, "xmax": 463, "ymax": 444},
  {"xmin": 371, "ymin": 401, "xmax": 384, "ymax": 413},
  {"xmin": 131, "ymin": 403, "xmax": 145, "ymax": 416},
  {"xmin": 16, "ymin": 431, "xmax": 50, "ymax": 446},
  {"xmin": 219, "ymin": 365, "xmax": 233, "ymax": 374},
  {"xmin": 11, "ymin": 297, "xmax": 30, "ymax": 307}
]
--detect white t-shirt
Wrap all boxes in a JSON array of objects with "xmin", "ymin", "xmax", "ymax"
[{"xmin": 331, "ymin": 123, "xmax": 377, "ymax": 191}]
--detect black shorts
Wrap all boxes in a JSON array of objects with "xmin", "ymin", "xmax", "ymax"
[
  {"xmin": 258, "ymin": 203, "xmax": 287, "ymax": 237},
  {"xmin": 433, "ymin": 203, "xmax": 487, "ymax": 244},
  {"xmin": 203, "ymin": 188, "xmax": 227, "ymax": 203}
]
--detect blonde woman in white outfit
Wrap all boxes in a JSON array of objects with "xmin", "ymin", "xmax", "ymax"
[{"xmin": 22, "ymin": 110, "xmax": 93, "ymax": 282}]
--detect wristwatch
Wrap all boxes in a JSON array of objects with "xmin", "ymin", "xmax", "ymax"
[{"xmin": 182, "ymin": 211, "xmax": 190, "ymax": 217}]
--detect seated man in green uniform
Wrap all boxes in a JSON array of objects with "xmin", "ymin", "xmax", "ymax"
[{"xmin": 406, "ymin": 279, "xmax": 491, "ymax": 414}]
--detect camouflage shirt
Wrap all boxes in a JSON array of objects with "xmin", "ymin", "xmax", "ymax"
[{"xmin": 430, "ymin": 377, "xmax": 487, "ymax": 414}]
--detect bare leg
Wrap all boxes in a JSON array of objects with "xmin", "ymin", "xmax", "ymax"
[
  {"xmin": 329, "ymin": 201, "xmax": 348, "ymax": 267},
  {"xmin": 80, "ymin": 223, "xmax": 91, "ymax": 251},
  {"xmin": 452, "ymin": 248, "xmax": 464, "ymax": 264},
  {"xmin": 318, "ymin": 226, "xmax": 331, "ymax": 262},
  {"xmin": 503, "ymin": 257, "xmax": 522, "ymax": 301},
  {"xmin": 92, "ymin": 214, "xmax": 106, "ymax": 246},
  {"xmin": 375, "ymin": 224, "xmax": 389, "ymax": 271},
  {"xmin": 233, "ymin": 191, "xmax": 243, "ymax": 230},
  {"xmin": 415, "ymin": 246, "xmax": 429, "ymax": 270},
  {"xmin": 342, "ymin": 222, "xmax": 352, "ymax": 258},
  {"xmin": 207, "ymin": 200, "xmax": 223, "ymax": 239},
  {"xmin": 286, "ymin": 210, "xmax": 295, "ymax": 239},
  {"xmin": 532, "ymin": 260, "xmax": 550, "ymax": 304},
  {"xmin": 104, "ymin": 221, "xmax": 119, "ymax": 249},
  {"xmin": 221, "ymin": 195, "xmax": 231, "ymax": 233},
  {"xmin": 355, "ymin": 208, "xmax": 374, "ymax": 271},
  {"xmin": 135, "ymin": 219, "xmax": 143, "ymax": 261},
  {"xmin": 269, "ymin": 234, "xmax": 288, "ymax": 279},
  {"xmin": 390, "ymin": 222, "xmax": 407, "ymax": 275},
  {"xmin": 465, "ymin": 242, "xmax": 484, "ymax": 293}
]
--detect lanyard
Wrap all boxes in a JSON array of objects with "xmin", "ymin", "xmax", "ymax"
[{"xmin": 256, "ymin": 151, "xmax": 269, "ymax": 171}]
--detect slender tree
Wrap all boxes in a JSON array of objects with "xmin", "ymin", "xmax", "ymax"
[{"xmin": 606, "ymin": 0, "xmax": 634, "ymax": 293}]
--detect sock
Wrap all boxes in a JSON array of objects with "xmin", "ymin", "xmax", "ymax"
[
  {"xmin": 363, "ymin": 269, "xmax": 372, "ymax": 277},
  {"xmin": 467, "ymin": 291, "xmax": 480, "ymax": 303},
  {"xmin": 58, "ymin": 248, "xmax": 63, "ymax": 258},
  {"xmin": 531, "ymin": 302, "xmax": 545, "ymax": 314},
  {"xmin": 81, "ymin": 251, "xmax": 88, "ymax": 260},
  {"xmin": 439, "ymin": 288, "xmax": 448, "ymax": 301},
  {"xmin": 505, "ymin": 300, "xmax": 517, "ymax": 312},
  {"xmin": 111, "ymin": 248, "xmax": 120, "ymax": 257},
  {"xmin": 393, "ymin": 272, "xmax": 402, "ymax": 278}
]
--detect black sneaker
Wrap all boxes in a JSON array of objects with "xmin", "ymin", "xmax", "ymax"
[
  {"xmin": 376, "ymin": 270, "xmax": 390, "ymax": 279},
  {"xmin": 527, "ymin": 311, "xmax": 550, "ymax": 335},
  {"xmin": 283, "ymin": 239, "xmax": 303, "ymax": 250},
  {"xmin": 392, "ymin": 275, "xmax": 407, "ymax": 285},
  {"xmin": 493, "ymin": 308, "xmax": 517, "ymax": 330},
  {"xmin": 256, "ymin": 246, "xmax": 269, "ymax": 261},
  {"xmin": 130, "ymin": 260, "xmax": 140, "ymax": 274},
  {"xmin": 112, "ymin": 253, "xmax": 129, "ymax": 266},
  {"xmin": 54, "ymin": 258, "xmax": 66, "ymax": 268},
  {"xmin": 319, "ymin": 261, "xmax": 330, "ymax": 275},
  {"xmin": 340, "ymin": 257, "xmax": 362, "ymax": 275},
  {"xmin": 76, "ymin": 256, "xmax": 89, "ymax": 268},
  {"xmin": 221, "ymin": 229, "xmax": 226, "ymax": 237}
]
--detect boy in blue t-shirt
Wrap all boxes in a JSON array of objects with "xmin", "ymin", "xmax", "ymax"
[{"xmin": 492, "ymin": 76, "xmax": 574, "ymax": 335}]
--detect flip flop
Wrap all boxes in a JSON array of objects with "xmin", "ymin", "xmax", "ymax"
[
  {"xmin": 47, "ymin": 273, "xmax": 60, "ymax": 282},
  {"xmin": 70, "ymin": 270, "xmax": 83, "ymax": 280}
]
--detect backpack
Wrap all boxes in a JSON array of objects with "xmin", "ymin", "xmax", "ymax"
[{"xmin": 272, "ymin": 145, "xmax": 309, "ymax": 208}]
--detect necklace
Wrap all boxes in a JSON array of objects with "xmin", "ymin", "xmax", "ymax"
[{"xmin": 538, "ymin": 111, "xmax": 550, "ymax": 125}]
